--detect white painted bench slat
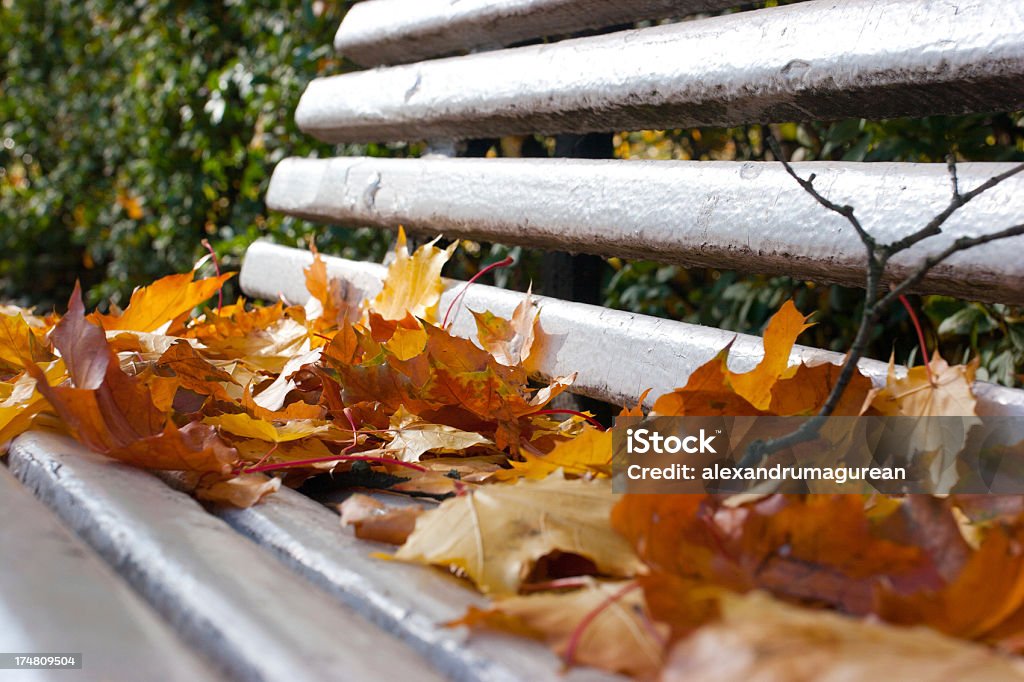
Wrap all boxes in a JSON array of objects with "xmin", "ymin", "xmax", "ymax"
[
  {"xmin": 239, "ymin": 242, "xmax": 1024, "ymax": 417},
  {"xmin": 266, "ymin": 156, "xmax": 1024, "ymax": 305},
  {"xmin": 336, "ymin": 0, "xmax": 769, "ymax": 67},
  {"xmin": 7, "ymin": 432, "xmax": 446, "ymax": 682},
  {"xmin": 298, "ymin": 0, "xmax": 1024, "ymax": 143},
  {"xmin": 0, "ymin": 466, "xmax": 218, "ymax": 682},
  {"xmin": 217, "ymin": 486, "xmax": 624, "ymax": 682}
]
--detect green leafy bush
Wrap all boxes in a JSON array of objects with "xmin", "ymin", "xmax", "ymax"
[{"xmin": 1, "ymin": 0, "xmax": 391, "ymax": 310}]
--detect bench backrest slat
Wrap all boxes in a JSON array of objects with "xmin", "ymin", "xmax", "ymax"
[
  {"xmin": 336, "ymin": 0, "xmax": 766, "ymax": 66},
  {"xmin": 300, "ymin": 0, "xmax": 1024, "ymax": 143},
  {"xmin": 266, "ymin": 156, "xmax": 1024, "ymax": 304},
  {"xmin": 240, "ymin": 242, "xmax": 1024, "ymax": 415}
]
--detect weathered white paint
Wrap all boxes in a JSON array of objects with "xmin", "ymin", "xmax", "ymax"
[
  {"xmin": 336, "ymin": 0, "xmax": 762, "ymax": 66},
  {"xmin": 239, "ymin": 243, "xmax": 1024, "ymax": 416},
  {"xmin": 8, "ymin": 432, "xmax": 446, "ymax": 682},
  {"xmin": 299, "ymin": 0, "xmax": 1024, "ymax": 142},
  {"xmin": 267, "ymin": 156, "xmax": 1024, "ymax": 304}
]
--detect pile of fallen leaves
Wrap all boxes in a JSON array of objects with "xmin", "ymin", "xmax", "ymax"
[{"xmin": 3, "ymin": 230, "xmax": 1024, "ymax": 680}]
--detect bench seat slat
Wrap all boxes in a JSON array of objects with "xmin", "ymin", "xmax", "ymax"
[
  {"xmin": 8, "ymin": 432, "xmax": 446, "ymax": 682},
  {"xmin": 0, "ymin": 466, "xmax": 217, "ymax": 682},
  {"xmin": 267, "ymin": 156, "xmax": 1024, "ymax": 305},
  {"xmin": 336, "ymin": 0, "xmax": 766, "ymax": 67},
  {"xmin": 239, "ymin": 243, "xmax": 1024, "ymax": 417},
  {"xmin": 217, "ymin": 486, "xmax": 623, "ymax": 682},
  {"xmin": 298, "ymin": 0, "xmax": 1024, "ymax": 142}
]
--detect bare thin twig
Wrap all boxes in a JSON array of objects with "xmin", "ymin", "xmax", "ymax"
[
  {"xmin": 878, "ymin": 222, "xmax": 1024, "ymax": 310},
  {"xmin": 742, "ymin": 139, "xmax": 1024, "ymax": 467},
  {"xmin": 764, "ymin": 132, "xmax": 876, "ymax": 250},
  {"xmin": 884, "ymin": 160, "xmax": 1024, "ymax": 254}
]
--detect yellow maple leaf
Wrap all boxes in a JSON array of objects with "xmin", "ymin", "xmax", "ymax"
[
  {"xmin": 204, "ymin": 413, "xmax": 329, "ymax": 443},
  {"xmin": 93, "ymin": 270, "xmax": 234, "ymax": 333},
  {"xmin": 727, "ymin": 300, "xmax": 813, "ymax": 410},
  {"xmin": 493, "ymin": 426, "xmax": 611, "ymax": 481},
  {"xmin": 370, "ymin": 227, "xmax": 456, "ymax": 323}
]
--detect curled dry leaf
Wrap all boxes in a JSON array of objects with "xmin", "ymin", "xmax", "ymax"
[
  {"xmin": 153, "ymin": 339, "xmax": 238, "ymax": 403},
  {"xmin": 339, "ymin": 493, "xmax": 424, "ymax": 545},
  {"xmin": 304, "ymin": 242, "xmax": 350, "ymax": 328},
  {"xmin": 451, "ymin": 579, "xmax": 666, "ymax": 679},
  {"xmin": 252, "ymin": 347, "xmax": 322, "ymax": 412},
  {"xmin": 663, "ymin": 592, "xmax": 1024, "ymax": 682},
  {"xmin": 472, "ymin": 286, "xmax": 538, "ymax": 367},
  {"xmin": 394, "ymin": 473, "xmax": 643, "ymax": 595},
  {"xmin": 193, "ymin": 472, "xmax": 282, "ymax": 508},
  {"xmin": 389, "ymin": 421, "xmax": 492, "ymax": 462}
]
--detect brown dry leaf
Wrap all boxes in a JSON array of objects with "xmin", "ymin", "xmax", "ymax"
[
  {"xmin": 252, "ymin": 347, "xmax": 322, "ymax": 412},
  {"xmin": 452, "ymin": 579, "xmax": 666, "ymax": 678},
  {"xmin": 154, "ymin": 339, "xmax": 238, "ymax": 403},
  {"xmin": 194, "ymin": 472, "xmax": 281, "ymax": 507},
  {"xmin": 93, "ymin": 270, "xmax": 234, "ymax": 334},
  {"xmin": 768, "ymin": 359, "xmax": 874, "ymax": 416},
  {"xmin": 472, "ymin": 287, "xmax": 538, "ymax": 367},
  {"xmin": 611, "ymin": 494, "xmax": 932, "ymax": 616},
  {"xmin": 28, "ymin": 284, "xmax": 236, "ymax": 474},
  {"xmin": 304, "ymin": 243, "xmax": 350, "ymax": 327},
  {"xmin": 339, "ymin": 493, "xmax": 424, "ymax": 545},
  {"xmin": 663, "ymin": 591, "xmax": 1024, "ymax": 682},
  {"xmin": 878, "ymin": 521, "xmax": 1024, "ymax": 643},
  {"xmin": 394, "ymin": 473, "xmax": 642, "ymax": 595},
  {"xmin": 326, "ymin": 322, "xmax": 550, "ymax": 451},
  {"xmin": 370, "ymin": 227, "xmax": 456, "ymax": 323}
]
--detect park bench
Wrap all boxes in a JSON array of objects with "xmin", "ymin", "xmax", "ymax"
[{"xmin": 5, "ymin": 0, "xmax": 1024, "ymax": 679}]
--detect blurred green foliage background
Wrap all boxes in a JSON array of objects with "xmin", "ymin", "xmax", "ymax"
[
  {"xmin": 2, "ymin": 0, "xmax": 1022, "ymax": 386},
  {"xmin": 1, "ymin": 0, "xmax": 391, "ymax": 309}
]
